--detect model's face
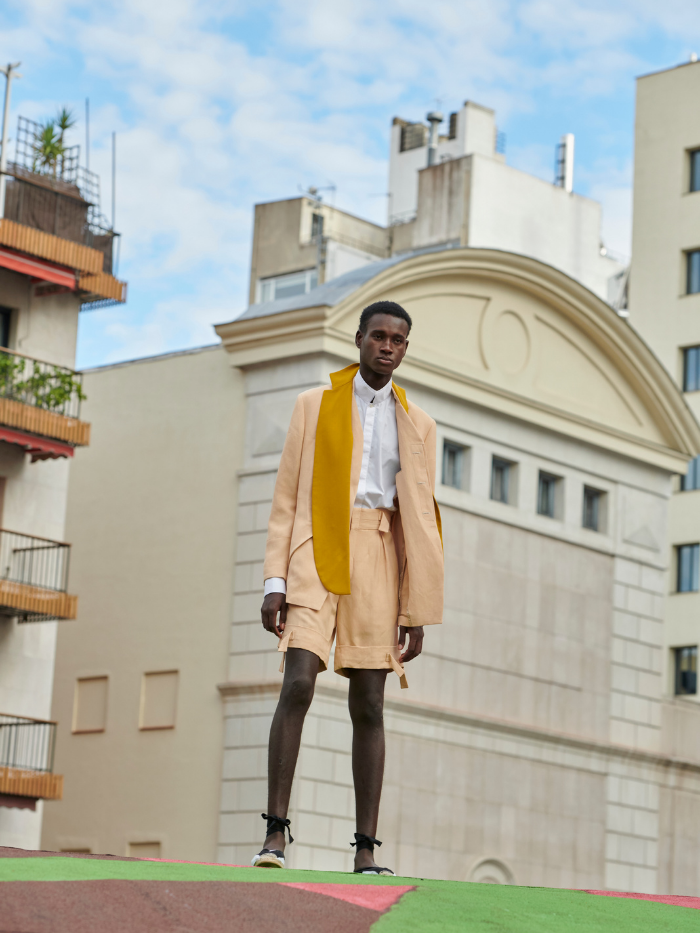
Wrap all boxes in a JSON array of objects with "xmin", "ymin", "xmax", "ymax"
[{"xmin": 355, "ymin": 313, "xmax": 409, "ymax": 376}]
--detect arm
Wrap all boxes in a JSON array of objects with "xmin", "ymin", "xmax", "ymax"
[{"xmin": 261, "ymin": 395, "xmax": 305, "ymax": 637}]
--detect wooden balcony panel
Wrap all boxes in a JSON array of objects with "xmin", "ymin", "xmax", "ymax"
[
  {"xmin": 0, "ymin": 397, "xmax": 90, "ymax": 446},
  {"xmin": 0, "ymin": 219, "xmax": 102, "ymax": 274},
  {"xmin": 0, "ymin": 766, "xmax": 63, "ymax": 800},
  {"xmin": 0, "ymin": 580, "xmax": 77, "ymax": 620},
  {"xmin": 78, "ymin": 270, "xmax": 128, "ymax": 303}
]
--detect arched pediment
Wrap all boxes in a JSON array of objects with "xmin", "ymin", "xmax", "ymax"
[
  {"xmin": 322, "ymin": 249, "xmax": 699, "ymax": 467},
  {"xmin": 216, "ymin": 248, "xmax": 700, "ymax": 471}
]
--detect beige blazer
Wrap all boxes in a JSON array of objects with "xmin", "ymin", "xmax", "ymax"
[{"xmin": 263, "ymin": 383, "xmax": 444, "ymax": 627}]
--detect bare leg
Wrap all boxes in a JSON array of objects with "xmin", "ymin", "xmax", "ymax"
[
  {"xmin": 262, "ymin": 647, "xmax": 319, "ymax": 852},
  {"xmin": 347, "ymin": 668, "xmax": 389, "ymax": 871}
]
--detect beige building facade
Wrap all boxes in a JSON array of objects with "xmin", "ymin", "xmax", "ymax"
[
  {"xmin": 46, "ymin": 244, "xmax": 700, "ymax": 895},
  {"xmin": 628, "ymin": 60, "xmax": 700, "ymax": 716}
]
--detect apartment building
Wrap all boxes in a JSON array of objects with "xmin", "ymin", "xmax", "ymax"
[
  {"xmin": 628, "ymin": 59, "xmax": 700, "ymax": 740},
  {"xmin": 250, "ymin": 100, "xmax": 623, "ymax": 310},
  {"xmin": 0, "ymin": 111, "xmax": 126, "ymax": 848}
]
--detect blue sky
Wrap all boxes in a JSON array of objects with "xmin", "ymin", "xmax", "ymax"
[{"xmin": 1, "ymin": 0, "xmax": 700, "ymax": 368}]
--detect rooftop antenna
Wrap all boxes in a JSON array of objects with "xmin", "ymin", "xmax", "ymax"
[
  {"xmin": 85, "ymin": 98, "xmax": 90, "ymax": 172},
  {"xmin": 111, "ymin": 131, "xmax": 116, "ymax": 229},
  {"xmin": 426, "ymin": 111, "xmax": 443, "ymax": 166},
  {"xmin": 0, "ymin": 62, "xmax": 21, "ymax": 219}
]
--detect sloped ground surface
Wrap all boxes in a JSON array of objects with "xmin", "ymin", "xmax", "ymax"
[{"xmin": 1, "ymin": 847, "xmax": 699, "ymax": 932}]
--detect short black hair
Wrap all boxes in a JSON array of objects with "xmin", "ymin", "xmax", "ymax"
[{"xmin": 358, "ymin": 300, "xmax": 412, "ymax": 335}]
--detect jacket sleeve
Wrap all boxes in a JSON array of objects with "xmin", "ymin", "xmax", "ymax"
[
  {"xmin": 397, "ymin": 416, "xmax": 439, "ymax": 627},
  {"xmin": 263, "ymin": 395, "xmax": 305, "ymax": 581}
]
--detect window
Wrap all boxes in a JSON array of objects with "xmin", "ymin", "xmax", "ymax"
[
  {"xmin": 0, "ymin": 307, "xmax": 11, "ymax": 349},
  {"xmin": 442, "ymin": 441, "xmax": 465, "ymax": 489},
  {"xmin": 677, "ymin": 544, "xmax": 700, "ymax": 592},
  {"xmin": 491, "ymin": 457, "xmax": 512, "ymax": 504},
  {"xmin": 139, "ymin": 670, "xmax": 179, "ymax": 730},
  {"xmin": 129, "ymin": 842, "xmax": 161, "ymax": 859},
  {"xmin": 537, "ymin": 472, "xmax": 558, "ymax": 518},
  {"xmin": 311, "ymin": 213, "xmax": 324, "ymax": 240},
  {"xmin": 683, "ymin": 346, "xmax": 700, "ymax": 391},
  {"xmin": 674, "ymin": 646, "xmax": 698, "ymax": 696},
  {"xmin": 257, "ymin": 268, "xmax": 318, "ymax": 303},
  {"xmin": 583, "ymin": 486, "xmax": 603, "ymax": 531},
  {"xmin": 688, "ymin": 250, "xmax": 700, "ymax": 295},
  {"xmin": 691, "ymin": 150, "xmax": 700, "ymax": 193},
  {"xmin": 72, "ymin": 676, "xmax": 108, "ymax": 734},
  {"xmin": 682, "ymin": 455, "xmax": 700, "ymax": 491}
]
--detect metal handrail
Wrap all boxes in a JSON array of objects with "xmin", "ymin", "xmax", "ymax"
[{"xmin": 0, "ymin": 714, "xmax": 57, "ymax": 772}]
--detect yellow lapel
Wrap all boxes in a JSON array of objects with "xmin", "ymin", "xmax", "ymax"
[{"xmin": 312, "ymin": 363, "xmax": 359, "ymax": 594}]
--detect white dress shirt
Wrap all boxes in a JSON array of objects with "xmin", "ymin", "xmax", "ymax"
[{"xmin": 264, "ymin": 370, "xmax": 400, "ymax": 597}]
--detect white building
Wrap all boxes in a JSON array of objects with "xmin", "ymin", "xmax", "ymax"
[
  {"xmin": 628, "ymin": 59, "xmax": 700, "ymax": 730},
  {"xmin": 0, "ymin": 114, "xmax": 126, "ymax": 848}
]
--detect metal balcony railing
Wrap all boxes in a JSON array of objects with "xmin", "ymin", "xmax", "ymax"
[
  {"xmin": 0, "ymin": 714, "xmax": 56, "ymax": 773},
  {"xmin": 0, "ymin": 529, "xmax": 76, "ymax": 622},
  {"xmin": 0, "ymin": 347, "xmax": 85, "ymax": 421}
]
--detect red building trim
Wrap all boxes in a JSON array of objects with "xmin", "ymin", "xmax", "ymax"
[
  {"xmin": 0, "ymin": 426, "xmax": 75, "ymax": 460},
  {"xmin": 0, "ymin": 248, "xmax": 77, "ymax": 289}
]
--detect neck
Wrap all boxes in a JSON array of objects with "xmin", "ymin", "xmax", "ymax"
[{"xmin": 358, "ymin": 361, "xmax": 392, "ymax": 392}]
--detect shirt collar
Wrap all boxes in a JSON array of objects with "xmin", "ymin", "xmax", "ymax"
[{"xmin": 353, "ymin": 370, "xmax": 394, "ymax": 405}]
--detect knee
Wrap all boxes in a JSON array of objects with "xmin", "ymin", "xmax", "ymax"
[
  {"xmin": 281, "ymin": 674, "xmax": 315, "ymax": 711},
  {"xmin": 349, "ymin": 694, "xmax": 384, "ymax": 729}
]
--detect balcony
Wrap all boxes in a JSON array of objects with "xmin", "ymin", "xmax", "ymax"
[
  {"xmin": 0, "ymin": 529, "xmax": 77, "ymax": 622},
  {"xmin": 0, "ymin": 714, "xmax": 63, "ymax": 806},
  {"xmin": 0, "ymin": 347, "xmax": 90, "ymax": 459}
]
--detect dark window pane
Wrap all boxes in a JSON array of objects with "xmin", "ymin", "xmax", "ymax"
[
  {"xmin": 688, "ymin": 251, "xmax": 700, "ymax": 295},
  {"xmin": 675, "ymin": 646, "xmax": 698, "ymax": 695},
  {"xmin": 491, "ymin": 458, "xmax": 510, "ymax": 503},
  {"xmin": 442, "ymin": 442, "xmax": 464, "ymax": 489},
  {"xmin": 678, "ymin": 543, "xmax": 700, "ymax": 592},
  {"xmin": 691, "ymin": 150, "xmax": 700, "ymax": 193},
  {"xmin": 0, "ymin": 308, "xmax": 10, "ymax": 350},
  {"xmin": 311, "ymin": 213, "xmax": 324, "ymax": 239},
  {"xmin": 537, "ymin": 472, "xmax": 557, "ymax": 518},
  {"xmin": 583, "ymin": 487, "xmax": 601, "ymax": 530},
  {"xmin": 683, "ymin": 346, "xmax": 700, "ymax": 391},
  {"xmin": 681, "ymin": 455, "xmax": 700, "ymax": 491}
]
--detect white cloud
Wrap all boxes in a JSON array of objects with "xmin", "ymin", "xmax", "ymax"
[{"xmin": 3, "ymin": 0, "xmax": 700, "ymax": 362}]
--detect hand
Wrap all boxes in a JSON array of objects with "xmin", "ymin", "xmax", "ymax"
[
  {"xmin": 398, "ymin": 625, "xmax": 424, "ymax": 664},
  {"xmin": 261, "ymin": 593, "xmax": 287, "ymax": 638}
]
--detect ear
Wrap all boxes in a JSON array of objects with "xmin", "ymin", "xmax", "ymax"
[{"xmin": 355, "ymin": 329, "xmax": 363, "ymax": 348}]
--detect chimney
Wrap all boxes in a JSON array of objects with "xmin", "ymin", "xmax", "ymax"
[
  {"xmin": 426, "ymin": 111, "xmax": 443, "ymax": 166},
  {"xmin": 555, "ymin": 133, "xmax": 575, "ymax": 193}
]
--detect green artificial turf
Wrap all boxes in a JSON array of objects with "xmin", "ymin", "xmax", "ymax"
[{"xmin": 0, "ymin": 857, "xmax": 697, "ymax": 932}]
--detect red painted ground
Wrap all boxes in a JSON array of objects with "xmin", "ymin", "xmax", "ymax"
[
  {"xmin": 586, "ymin": 889, "xmax": 700, "ymax": 911},
  {"xmin": 285, "ymin": 881, "xmax": 414, "ymax": 910},
  {"xmin": 0, "ymin": 880, "xmax": 384, "ymax": 933}
]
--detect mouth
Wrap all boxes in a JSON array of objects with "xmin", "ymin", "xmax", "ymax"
[{"xmin": 376, "ymin": 358, "xmax": 393, "ymax": 366}]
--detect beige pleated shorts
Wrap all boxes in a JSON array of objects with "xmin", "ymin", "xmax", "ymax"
[{"xmin": 278, "ymin": 508, "xmax": 407, "ymax": 688}]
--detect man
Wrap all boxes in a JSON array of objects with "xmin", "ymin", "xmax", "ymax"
[{"xmin": 253, "ymin": 300, "xmax": 444, "ymax": 875}]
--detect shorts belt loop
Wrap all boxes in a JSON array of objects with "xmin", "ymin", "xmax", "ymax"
[{"xmin": 387, "ymin": 653, "xmax": 408, "ymax": 690}]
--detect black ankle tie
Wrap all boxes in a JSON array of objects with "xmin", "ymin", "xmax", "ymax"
[
  {"xmin": 262, "ymin": 813, "xmax": 294, "ymax": 844},
  {"xmin": 351, "ymin": 833, "xmax": 381, "ymax": 853}
]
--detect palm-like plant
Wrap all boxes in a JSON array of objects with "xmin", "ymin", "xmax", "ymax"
[
  {"xmin": 32, "ymin": 121, "xmax": 65, "ymax": 178},
  {"xmin": 55, "ymin": 108, "xmax": 76, "ymax": 177}
]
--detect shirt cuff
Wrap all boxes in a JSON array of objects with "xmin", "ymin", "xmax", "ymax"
[{"xmin": 264, "ymin": 577, "xmax": 287, "ymax": 597}]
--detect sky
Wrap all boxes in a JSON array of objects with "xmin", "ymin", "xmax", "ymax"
[{"xmin": 1, "ymin": 0, "xmax": 699, "ymax": 369}]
